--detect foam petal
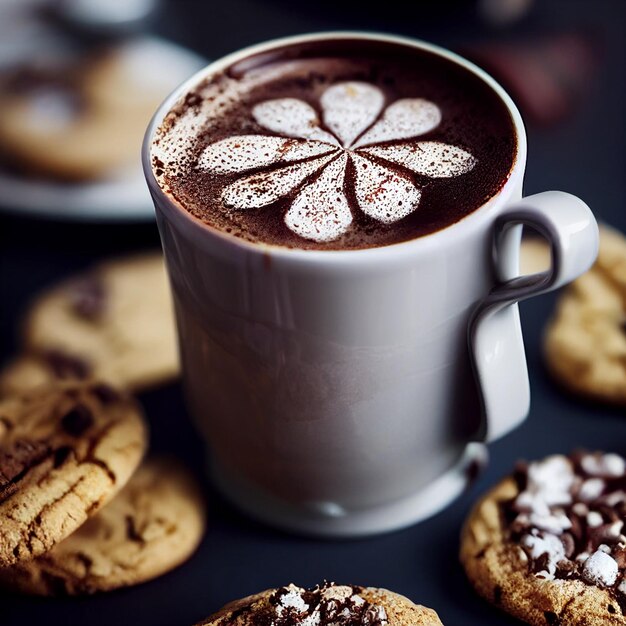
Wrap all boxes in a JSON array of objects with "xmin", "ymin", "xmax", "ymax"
[
  {"xmin": 253, "ymin": 99, "xmax": 339, "ymax": 145},
  {"xmin": 353, "ymin": 98, "xmax": 441, "ymax": 147},
  {"xmin": 285, "ymin": 154, "xmax": 352, "ymax": 242},
  {"xmin": 198, "ymin": 135, "xmax": 337, "ymax": 173},
  {"xmin": 362, "ymin": 141, "xmax": 477, "ymax": 178},
  {"xmin": 320, "ymin": 82, "xmax": 384, "ymax": 147},
  {"xmin": 351, "ymin": 153, "xmax": 421, "ymax": 223},
  {"xmin": 221, "ymin": 154, "xmax": 334, "ymax": 209}
]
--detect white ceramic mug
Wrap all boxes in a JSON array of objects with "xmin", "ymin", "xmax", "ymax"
[{"xmin": 143, "ymin": 32, "xmax": 599, "ymax": 537}]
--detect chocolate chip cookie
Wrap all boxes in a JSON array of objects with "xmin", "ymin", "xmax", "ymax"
[
  {"xmin": 461, "ymin": 451, "xmax": 626, "ymax": 625},
  {"xmin": 12, "ymin": 252, "xmax": 179, "ymax": 393},
  {"xmin": 544, "ymin": 224, "xmax": 626, "ymax": 404},
  {"xmin": 1, "ymin": 457, "xmax": 205, "ymax": 594},
  {"xmin": 196, "ymin": 582, "xmax": 443, "ymax": 626},
  {"xmin": 0, "ymin": 381, "xmax": 147, "ymax": 567}
]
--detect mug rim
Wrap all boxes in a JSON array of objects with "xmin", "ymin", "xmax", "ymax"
[{"xmin": 142, "ymin": 31, "xmax": 527, "ymax": 262}]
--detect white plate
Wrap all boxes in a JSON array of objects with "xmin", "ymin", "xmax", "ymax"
[{"xmin": 0, "ymin": 36, "xmax": 206, "ymax": 222}]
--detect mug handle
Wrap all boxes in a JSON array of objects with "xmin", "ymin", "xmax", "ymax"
[{"xmin": 469, "ymin": 191, "xmax": 599, "ymax": 442}]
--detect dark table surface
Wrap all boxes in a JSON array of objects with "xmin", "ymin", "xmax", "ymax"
[{"xmin": 1, "ymin": 0, "xmax": 625, "ymax": 624}]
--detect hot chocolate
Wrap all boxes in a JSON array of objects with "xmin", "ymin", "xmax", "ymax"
[{"xmin": 152, "ymin": 37, "xmax": 517, "ymax": 250}]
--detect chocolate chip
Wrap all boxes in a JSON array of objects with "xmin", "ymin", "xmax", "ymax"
[
  {"xmin": 41, "ymin": 571, "xmax": 69, "ymax": 596},
  {"xmin": 322, "ymin": 599, "xmax": 340, "ymax": 620},
  {"xmin": 532, "ymin": 552, "xmax": 550, "ymax": 574},
  {"xmin": 75, "ymin": 552, "xmax": 93, "ymax": 569},
  {"xmin": 91, "ymin": 383, "xmax": 119, "ymax": 405},
  {"xmin": 561, "ymin": 533, "xmax": 576, "ymax": 558},
  {"xmin": 597, "ymin": 503, "xmax": 620, "ymax": 522},
  {"xmin": 613, "ymin": 547, "xmax": 626, "ymax": 569},
  {"xmin": 61, "ymin": 404, "xmax": 94, "ymax": 437},
  {"xmin": 0, "ymin": 416, "xmax": 13, "ymax": 431},
  {"xmin": 544, "ymin": 611, "xmax": 560, "ymax": 625},
  {"xmin": 0, "ymin": 482, "xmax": 19, "ymax": 501},
  {"xmin": 0, "ymin": 439, "xmax": 49, "ymax": 482},
  {"xmin": 363, "ymin": 606, "xmax": 386, "ymax": 626},
  {"xmin": 125, "ymin": 515, "xmax": 144, "ymax": 542},
  {"xmin": 571, "ymin": 449, "xmax": 588, "ymax": 471},
  {"xmin": 44, "ymin": 350, "xmax": 91, "ymax": 380},
  {"xmin": 556, "ymin": 559, "xmax": 578, "ymax": 578},
  {"xmin": 513, "ymin": 461, "xmax": 529, "ymax": 491},
  {"xmin": 267, "ymin": 583, "xmax": 387, "ymax": 626},
  {"xmin": 68, "ymin": 276, "xmax": 106, "ymax": 320},
  {"xmin": 569, "ymin": 515, "xmax": 584, "ymax": 543},
  {"xmin": 53, "ymin": 446, "xmax": 72, "ymax": 468},
  {"xmin": 0, "ymin": 439, "xmax": 51, "ymax": 501},
  {"xmin": 609, "ymin": 604, "xmax": 617, "ymax": 614}
]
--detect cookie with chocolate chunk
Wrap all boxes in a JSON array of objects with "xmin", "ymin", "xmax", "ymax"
[
  {"xmin": 196, "ymin": 582, "xmax": 443, "ymax": 626},
  {"xmin": 1, "ymin": 457, "xmax": 205, "ymax": 594},
  {"xmin": 0, "ymin": 381, "xmax": 147, "ymax": 567},
  {"xmin": 544, "ymin": 224, "xmax": 626, "ymax": 404},
  {"xmin": 461, "ymin": 451, "xmax": 626, "ymax": 625},
  {"xmin": 16, "ymin": 252, "xmax": 179, "ymax": 393}
]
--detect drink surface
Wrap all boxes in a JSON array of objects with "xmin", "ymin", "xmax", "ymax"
[{"xmin": 152, "ymin": 38, "xmax": 517, "ymax": 250}]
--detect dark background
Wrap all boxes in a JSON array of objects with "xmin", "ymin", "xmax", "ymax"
[{"xmin": 1, "ymin": 0, "xmax": 625, "ymax": 624}]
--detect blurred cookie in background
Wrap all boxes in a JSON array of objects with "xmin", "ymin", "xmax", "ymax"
[
  {"xmin": 0, "ymin": 38, "xmax": 198, "ymax": 181},
  {"xmin": 464, "ymin": 32, "xmax": 600, "ymax": 127},
  {"xmin": 0, "ymin": 252, "xmax": 179, "ymax": 395},
  {"xmin": 544, "ymin": 224, "xmax": 626, "ymax": 405},
  {"xmin": 0, "ymin": 1, "xmax": 205, "ymax": 220},
  {"xmin": 520, "ymin": 234, "xmax": 551, "ymax": 275}
]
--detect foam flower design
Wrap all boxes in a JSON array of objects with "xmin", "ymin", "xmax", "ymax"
[{"xmin": 198, "ymin": 82, "xmax": 477, "ymax": 242}]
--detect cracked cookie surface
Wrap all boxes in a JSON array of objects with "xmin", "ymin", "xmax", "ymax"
[
  {"xmin": 0, "ymin": 381, "xmax": 147, "ymax": 567},
  {"xmin": 544, "ymin": 224, "xmax": 626, "ymax": 405},
  {"xmin": 1, "ymin": 457, "xmax": 205, "ymax": 594},
  {"xmin": 461, "ymin": 452, "xmax": 626, "ymax": 625},
  {"xmin": 197, "ymin": 582, "xmax": 443, "ymax": 626},
  {"xmin": 2, "ymin": 252, "xmax": 179, "ymax": 395}
]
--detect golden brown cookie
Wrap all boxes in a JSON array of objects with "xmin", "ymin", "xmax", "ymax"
[
  {"xmin": 544, "ymin": 224, "xmax": 626, "ymax": 404},
  {"xmin": 1, "ymin": 457, "xmax": 205, "ymax": 595},
  {"xmin": 520, "ymin": 235, "xmax": 551, "ymax": 275},
  {"xmin": 461, "ymin": 451, "xmax": 626, "ymax": 625},
  {"xmin": 0, "ymin": 381, "xmax": 147, "ymax": 568},
  {"xmin": 196, "ymin": 582, "xmax": 443, "ymax": 626},
  {"xmin": 15, "ymin": 252, "xmax": 179, "ymax": 393},
  {"xmin": 0, "ymin": 48, "xmax": 168, "ymax": 181}
]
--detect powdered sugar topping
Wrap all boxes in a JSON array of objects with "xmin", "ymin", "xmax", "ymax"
[
  {"xmin": 507, "ymin": 452, "xmax": 626, "ymax": 597},
  {"xmin": 521, "ymin": 532, "xmax": 565, "ymax": 579},
  {"xmin": 582, "ymin": 550, "xmax": 619, "ymax": 586},
  {"xmin": 268, "ymin": 583, "xmax": 388, "ymax": 626}
]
